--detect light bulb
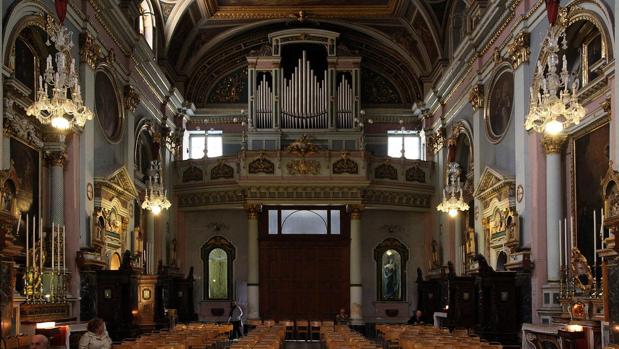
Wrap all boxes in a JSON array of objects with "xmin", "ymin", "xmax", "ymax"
[
  {"xmin": 544, "ymin": 119, "xmax": 564, "ymax": 135},
  {"xmin": 51, "ymin": 116, "xmax": 70, "ymax": 130},
  {"xmin": 151, "ymin": 205, "xmax": 161, "ymax": 215},
  {"xmin": 448, "ymin": 208, "xmax": 458, "ymax": 217}
]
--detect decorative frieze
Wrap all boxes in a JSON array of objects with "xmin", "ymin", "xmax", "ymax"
[
  {"xmin": 506, "ymin": 31, "xmax": 530, "ymax": 69},
  {"xmin": 468, "ymin": 84, "xmax": 484, "ymax": 111}
]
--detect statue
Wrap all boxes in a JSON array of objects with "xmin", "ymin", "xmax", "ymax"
[
  {"xmin": 416, "ymin": 267, "xmax": 423, "ymax": 283},
  {"xmin": 186, "ymin": 266, "xmax": 194, "ymax": 281},
  {"xmin": 431, "ymin": 240, "xmax": 440, "ymax": 268},
  {"xmin": 383, "ymin": 253, "xmax": 399, "ymax": 300}
]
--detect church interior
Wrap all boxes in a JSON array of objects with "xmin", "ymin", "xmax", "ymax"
[{"xmin": 0, "ymin": 0, "xmax": 618, "ymax": 348}]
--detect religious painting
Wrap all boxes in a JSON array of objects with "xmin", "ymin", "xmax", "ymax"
[
  {"xmin": 574, "ymin": 123, "xmax": 609, "ymax": 267},
  {"xmin": 95, "ymin": 70, "xmax": 123, "ymax": 142},
  {"xmin": 485, "ymin": 70, "xmax": 514, "ymax": 143},
  {"xmin": 14, "ymin": 37, "xmax": 37, "ymax": 98},
  {"xmin": 10, "ymin": 138, "xmax": 40, "ymax": 241},
  {"xmin": 202, "ymin": 236, "xmax": 235, "ymax": 300}
]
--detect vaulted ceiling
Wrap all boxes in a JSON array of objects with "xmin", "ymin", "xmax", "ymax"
[{"xmin": 153, "ymin": 0, "xmax": 458, "ymax": 107}]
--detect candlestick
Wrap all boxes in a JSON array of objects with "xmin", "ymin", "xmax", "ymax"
[
  {"xmin": 39, "ymin": 218, "xmax": 42, "ymax": 279},
  {"xmin": 564, "ymin": 217, "xmax": 568, "ymax": 266},
  {"xmin": 57, "ymin": 225, "xmax": 61, "ymax": 273},
  {"xmin": 594, "ymin": 210, "xmax": 597, "ymax": 264},
  {"xmin": 601, "ymin": 208, "xmax": 605, "ymax": 247},
  {"xmin": 16, "ymin": 214, "xmax": 21, "ymax": 237},
  {"xmin": 32, "ymin": 216, "xmax": 36, "ymax": 269}
]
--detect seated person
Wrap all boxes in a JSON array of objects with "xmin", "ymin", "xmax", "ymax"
[
  {"xmin": 79, "ymin": 318, "xmax": 112, "ymax": 349},
  {"xmin": 407, "ymin": 310, "xmax": 424, "ymax": 324},
  {"xmin": 30, "ymin": 334, "xmax": 49, "ymax": 349},
  {"xmin": 335, "ymin": 308, "xmax": 350, "ymax": 325}
]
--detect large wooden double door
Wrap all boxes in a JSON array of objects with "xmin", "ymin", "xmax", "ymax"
[{"xmin": 258, "ymin": 208, "xmax": 350, "ymax": 320}]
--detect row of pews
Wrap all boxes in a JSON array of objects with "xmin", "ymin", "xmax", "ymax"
[
  {"xmin": 111, "ymin": 323, "xmax": 232, "ymax": 349},
  {"xmin": 376, "ymin": 324, "xmax": 503, "ymax": 349},
  {"xmin": 321, "ymin": 325, "xmax": 382, "ymax": 349}
]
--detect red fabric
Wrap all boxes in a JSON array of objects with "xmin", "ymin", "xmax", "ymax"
[
  {"xmin": 55, "ymin": 0, "xmax": 68, "ymax": 24},
  {"xmin": 545, "ymin": 0, "xmax": 560, "ymax": 26}
]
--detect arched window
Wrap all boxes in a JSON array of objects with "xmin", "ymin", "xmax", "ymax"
[
  {"xmin": 138, "ymin": 0, "xmax": 155, "ymax": 49},
  {"xmin": 374, "ymin": 238, "xmax": 409, "ymax": 301},
  {"xmin": 450, "ymin": 0, "xmax": 467, "ymax": 55},
  {"xmin": 201, "ymin": 236, "xmax": 235, "ymax": 300}
]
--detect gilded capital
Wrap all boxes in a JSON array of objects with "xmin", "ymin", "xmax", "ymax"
[
  {"xmin": 507, "ymin": 31, "xmax": 530, "ymax": 69},
  {"xmin": 79, "ymin": 32, "xmax": 100, "ymax": 70},
  {"xmin": 124, "ymin": 85, "xmax": 141, "ymax": 112},
  {"xmin": 45, "ymin": 150, "xmax": 67, "ymax": 167},
  {"xmin": 542, "ymin": 134, "xmax": 567, "ymax": 154},
  {"xmin": 468, "ymin": 84, "xmax": 484, "ymax": 111},
  {"xmin": 350, "ymin": 205, "xmax": 364, "ymax": 220},
  {"xmin": 427, "ymin": 127, "xmax": 446, "ymax": 154},
  {"xmin": 245, "ymin": 204, "xmax": 261, "ymax": 219}
]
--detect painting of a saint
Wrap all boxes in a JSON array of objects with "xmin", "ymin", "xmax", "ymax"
[
  {"xmin": 486, "ymin": 70, "xmax": 514, "ymax": 142},
  {"xmin": 95, "ymin": 71, "xmax": 122, "ymax": 142},
  {"xmin": 382, "ymin": 249, "xmax": 401, "ymax": 300},
  {"xmin": 10, "ymin": 138, "xmax": 39, "ymax": 240},
  {"xmin": 208, "ymin": 248, "xmax": 229, "ymax": 299}
]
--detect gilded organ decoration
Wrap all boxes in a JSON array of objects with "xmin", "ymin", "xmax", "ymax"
[
  {"xmin": 405, "ymin": 165, "xmax": 425, "ymax": 183},
  {"xmin": 375, "ymin": 162, "xmax": 398, "ymax": 180},
  {"xmin": 287, "ymin": 160, "xmax": 320, "ymax": 175},
  {"xmin": 182, "ymin": 165, "xmax": 204, "ymax": 182}
]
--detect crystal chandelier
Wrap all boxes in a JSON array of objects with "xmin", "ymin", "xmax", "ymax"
[
  {"xmin": 437, "ymin": 162, "xmax": 469, "ymax": 217},
  {"xmin": 141, "ymin": 161, "xmax": 171, "ymax": 215},
  {"xmin": 26, "ymin": 24, "xmax": 93, "ymax": 131},
  {"xmin": 524, "ymin": 22, "xmax": 586, "ymax": 136}
]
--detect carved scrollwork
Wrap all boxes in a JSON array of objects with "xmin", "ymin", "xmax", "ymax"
[
  {"xmin": 506, "ymin": 31, "xmax": 530, "ymax": 69},
  {"xmin": 287, "ymin": 159, "xmax": 320, "ymax": 175},
  {"xmin": 3, "ymin": 98, "xmax": 44, "ymax": 148},
  {"xmin": 405, "ymin": 165, "xmax": 425, "ymax": 183},
  {"xmin": 468, "ymin": 84, "xmax": 484, "ymax": 111},
  {"xmin": 249, "ymin": 153, "xmax": 275, "ymax": 174},
  {"xmin": 124, "ymin": 85, "xmax": 140, "ymax": 112},
  {"xmin": 427, "ymin": 127, "xmax": 446, "ymax": 154},
  {"xmin": 333, "ymin": 152, "xmax": 358, "ymax": 174},
  {"xmin": 210, "ymin": 161, "xmax": 234, "ymax": 180},
  {"xmin": 375, "ymin": 162, "xmax": 398, "ymax": 180},
  {"xmin": 80, "ymin": 32, "xmax": 101, "ymax": 70},
  {"xmin": 182, "ymin": 165, "xmax": 204, "ymax": 183}
]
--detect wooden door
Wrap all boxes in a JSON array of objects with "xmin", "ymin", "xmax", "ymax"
[{"xmin": 259, "ymin": 207, "xmax": 350, "ymax": 320}]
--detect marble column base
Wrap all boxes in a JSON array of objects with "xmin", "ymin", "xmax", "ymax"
[
  {"xmin": 247, "ymin": 285, "xmax": 260, "ymax": 319},
  {"xmin": 350, "ymin": 285, "xmax": 362, "ymax": 320},
  {"xmin": 537, "ymin": 282, "xmax": 562, "ymax": 324}
]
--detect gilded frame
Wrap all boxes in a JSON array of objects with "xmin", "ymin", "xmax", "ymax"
[{"xmin": 484, "ymin": 65, "xmax": 514, "ymax": 144}]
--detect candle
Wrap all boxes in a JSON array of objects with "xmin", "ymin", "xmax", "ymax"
[
  {"xmin": 16, "ymin": 215, "xmax": 21, "ymax": 237},
  {"xmin": 63, "ymin": 226, "xmax": 66, "ymax": 272},
  {"xmin": 51, "ymin": 223, "xmax": 54, "ymax": 272},
  {"xmin": 559, "ymin": 219, "xmax": 562, "ymax": 268},
  {"xmin": 594, "ymin": 210, "xmax": 597, "ymax": 266},
  {"xmin": 39, "ymin": 218, "xmax": 42, "ymax": 273},
  {"xmin": 32, "ymin": 216, "xmax": 36, "ymax": 269},
  {"xmin": 571, "ymin": 216, "xmax": 574, "ymax": 250},
  {"xmin": 564, "ymin": 218, "xmax": 568, "ymax": 264},
  {"xmin": 57, "ymin": 225, "xmax": 61, "ymax": 272},
  {"xmin": 26, "ymin": 214, "xmax": 29, "ymax": 271}
]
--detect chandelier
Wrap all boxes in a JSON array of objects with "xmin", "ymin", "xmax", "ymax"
[
  {"xmin": 141, "ymin": 161, "xmax": 171, "ymax": 215},
  {"xmin": 26, "ymin": 23, "xmax": 93, "ymax": 131},
  {"xmin": 437, "ymin": 162, "xmax": 469, "ymax": 217},
  {"xmin": 524, "ymin": 21, "xmax": 585, "ymax": 136}
]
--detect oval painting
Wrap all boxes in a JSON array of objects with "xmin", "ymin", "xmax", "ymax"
[
  {"xmin": 95, "ymin": 70, "xmax": 123, "ymax": 142},
  {"xmin": 486, "ymin": 70, "xmax": 514, "ymax": 142}
]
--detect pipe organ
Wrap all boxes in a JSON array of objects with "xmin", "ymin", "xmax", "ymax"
[{"xmin": 247, "ymin": 29, "xmax": 361, "ymax": 131}]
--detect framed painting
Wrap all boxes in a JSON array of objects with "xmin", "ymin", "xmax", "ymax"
[
  {"xmin": 95, "ymin": 69, "xmax": 124, "ymax": 143},
  {"xmin": 573, "ymin": 122, "xmax": 609, "ymax": 268},
  {"xmin": 10, "ymin": 137, "xmax": 40, "ymax": 241},
  {"xmin": 485, "ymin": 69, "xmax": 514, "ymax": 143}
]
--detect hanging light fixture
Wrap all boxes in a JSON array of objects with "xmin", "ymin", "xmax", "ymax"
[
  {"xmin": 25, "ymin": 7, "xmax": 93, "ymax": 131},
  {"xmin": 141, "ymin": 160, "xmax": 171, "ymax": 215},
  {"xmin": 437, "ymin": 162, "xmax": 469, "ymax": 217},
  {"xmin": 524, "ymin": 7, "xmax": 585, "ymax": 136}
]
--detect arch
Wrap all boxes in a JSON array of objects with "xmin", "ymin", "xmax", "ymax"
[
  {"xmin": 134, "ymin": 118, "xmax": 156, "ymax": 180},
  {"xmin": 3, "ymin": 2, "xmax": 51, "ymax": 68},
  {"xmin": 567, "ymin": 1, "xmax": 614, "ymax": 60},
  {"xmin": 374, "ymin": 238, "xmax": 409, "ymax": 302},
  {"xmin": 201, "ymin": 236, "xmax": 236, "ymax": 300},
  {"xmin": 139, "ymin": 0, "xmax": 156, "ymax": 50},
  {"xmin": 447, "ymin": 0, "xmax": 467, "ymax": 57},
  {"xmin": 109, "ymin": 252, "xmax": 122, "ymax": 270}
]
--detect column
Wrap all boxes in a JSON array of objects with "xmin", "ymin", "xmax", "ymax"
[
  {"xmin": 79, "ymin": 32, "xmax": 98, "ymax": 248},
  {"xmin": 45, "ymin": 142, "xmax": 67, "ymax": 224},
  {"xmin": 472, "ymin": 104, "xmax": 486, "ymax": 256},
  {"xmin": 543, "ymin": 134, "xmax": 566, "ymax": 282},
  {"xmin": 146, "ymin": 212, "xmax": 155, "ymax": 274},
  {"xmin": 454, "ymin": 215, "xmax": 463, "ymax": 274},
  {"xmin": 350, "ymin": 206, "xmax": 363, "ymax": 321},
  {"xmin": 246, "ymin": 205, "xmax": 260, "ymax": 319}
]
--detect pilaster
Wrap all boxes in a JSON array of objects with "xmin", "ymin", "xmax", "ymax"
[
  {"xmin": 246, "ymin": 204, "xmax": 260, "ymax": 319},
  {"xmin": 350, "ymin": 205, "xmax": 363, "ymax": 320}
]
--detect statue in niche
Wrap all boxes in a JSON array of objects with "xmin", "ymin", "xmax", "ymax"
[
  {"xmin": 382, "ymin": 250, "xmax": 400, "ymax": 300},
  {"xmin": 431, "ymin": 240, "xmax": 440, "ymax": 268}
]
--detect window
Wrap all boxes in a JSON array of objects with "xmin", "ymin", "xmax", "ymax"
[
  {"xmin": 185, "ymin": 129, "xmax": 223, "ymax": 160},
  {"xmin": 374, "ymin": 238, "xmax": 409, "ymax": 301},
  {"xmin": 138, "ymin": 1, "xmax": 154, "ymax": 49},
  {"xmin": 201, "ymin": 236, "xmax": 235, "ymax": 300},
  {"xmin": 387, "ymin": 130, "xmax": 425, "ymax": 160},
  {"xmin": 266, "ymin": 207, "xmax": 343, "ymax": 235}
]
